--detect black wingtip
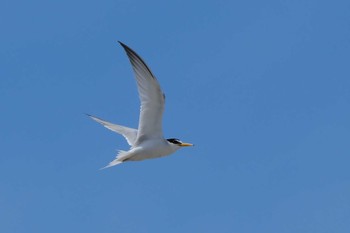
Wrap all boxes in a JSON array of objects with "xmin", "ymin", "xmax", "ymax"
[
  {"xmin": 117, "ymin": 41, "xmax": 156, "ymax": 77},
  {"xmin": 118, "ymin": 41, "xmax": 128, "ymax": 49},
  {"xmin": 118, "ymin": 41, "xmax": 136, "ymax": 56}
]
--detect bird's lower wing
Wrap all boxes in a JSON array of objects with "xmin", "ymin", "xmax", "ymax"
[{"xmin": 87, "ymin": 114, "xmax": 138, "ymax": 146}]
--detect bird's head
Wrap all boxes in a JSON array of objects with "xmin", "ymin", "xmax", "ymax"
[{"xmin": 167, "ymin": 138, "xmax": 194, "ymax": 148}]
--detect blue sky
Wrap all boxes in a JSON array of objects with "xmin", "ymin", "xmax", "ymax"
[{"xmin": 1, "ymin": 0, "xmax": 349, "ymax": 232}]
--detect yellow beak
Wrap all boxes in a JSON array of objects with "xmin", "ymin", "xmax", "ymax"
[{"xmin": 179, "ymin": 142, "xmax": 194, "ymax": 147}]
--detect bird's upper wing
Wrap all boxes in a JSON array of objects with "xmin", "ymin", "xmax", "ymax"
[
  {"xmin": 119, "ymin": 42, "xmax": 165, "ymax": 144},
  {"xmin": 87, "ymin": 114, "xmax": 138, "ymax": 146}
]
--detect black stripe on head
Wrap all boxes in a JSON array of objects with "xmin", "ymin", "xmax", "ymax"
[{"xmin": 167, "ymin": 138, "xmax": 181, "ymax": 145}]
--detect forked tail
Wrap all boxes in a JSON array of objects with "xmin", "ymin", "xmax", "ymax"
[{"xmin": 100, "ymin": 150, "xmax": 129, "ymax": 170}]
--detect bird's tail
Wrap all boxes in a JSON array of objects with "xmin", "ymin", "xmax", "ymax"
[{"xmin": 100, "ymin": 150, "xmax": 130, "ymax": 170}]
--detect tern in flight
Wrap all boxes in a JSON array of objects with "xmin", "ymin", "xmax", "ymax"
[{"xmin": 88, "ymin": 42, "xmax": 193, "ymax": 169}]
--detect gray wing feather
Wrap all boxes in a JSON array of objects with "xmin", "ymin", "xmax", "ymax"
[
  {"xmin": 87, "ymin": 114, "xmax": 138, "ymax": 146},
  {"xmin": 119, "ymin": 42, "xmax": 165, "ymax": 144}
]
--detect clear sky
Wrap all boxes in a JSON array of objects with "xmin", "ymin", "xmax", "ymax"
[{"xmin": 1, "ymin": 0, "xmax": 349, "ymax": 232}]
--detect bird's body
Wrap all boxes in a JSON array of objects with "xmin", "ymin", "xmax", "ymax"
[
  {"xmin": 88, "ymin": 42, "xmax": 193, "ymax": 169},
  {"xmin": 121, "ymin": 139, "xmax": 178, "ymax": 161}
]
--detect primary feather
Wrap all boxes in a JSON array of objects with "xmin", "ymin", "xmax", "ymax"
[
  {"xmin": 119, "ymin": 42, "xmax": 165, "ymax": 144},
  {"xmin": 87, "ymin": 114, "xmax": 137, "ymax": 146}
]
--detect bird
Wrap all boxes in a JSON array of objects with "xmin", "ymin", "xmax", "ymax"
[{"xmin": 88, "ymin": 41, "xmax": 193, "ymax": 169}]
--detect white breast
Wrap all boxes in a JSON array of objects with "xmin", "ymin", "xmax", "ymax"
[{"xmin": 127, "ymin": 139, "xmax": 179, "ymax": 161}]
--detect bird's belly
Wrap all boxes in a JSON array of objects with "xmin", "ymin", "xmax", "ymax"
[{"xmin": 127, "ymin": 143, "xmax": 173, "ymax": 161}]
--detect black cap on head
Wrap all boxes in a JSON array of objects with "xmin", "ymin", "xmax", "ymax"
[{"xmin": 167, "ymin": 138, "xmax": 181, "ymax": 145}]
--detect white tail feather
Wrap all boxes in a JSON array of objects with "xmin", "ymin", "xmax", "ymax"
[{"xmin": 100, "ymin": 150, "xmax": 129, "ymax": 170}]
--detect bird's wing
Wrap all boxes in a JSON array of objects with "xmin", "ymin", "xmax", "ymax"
[
  {"xmin": 119, "ymin": 42, "xmax": 165, "ymax": 143},
  {"xmin": 87, "ymin": 114, "xmax": 138, "ymax": 146}
]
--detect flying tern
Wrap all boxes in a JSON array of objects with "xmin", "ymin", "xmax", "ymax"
[{"xmin": 88, "ymin": 42, "xmax": 193, "ymax": 169}]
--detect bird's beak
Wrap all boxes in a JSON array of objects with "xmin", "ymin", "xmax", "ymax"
[{"xmin": 180, "ymin": 142, "xmax": 194, "ymax": 147}]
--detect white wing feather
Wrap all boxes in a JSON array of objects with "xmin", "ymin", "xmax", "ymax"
[
  {"xmin": 87, "ymin": 114, "xmax": 138, "ymax": 146},
  {"xmin": 119, "ymin": 42, "xmax": 165, "ymax": 144}
]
